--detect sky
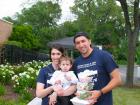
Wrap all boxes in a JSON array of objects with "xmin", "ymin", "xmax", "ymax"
[
  {"xmin": 0, "ymin": 0, "xmax": 75, "ymax": 23},
  {"xmin": 0, "ymin": 0, "xmax": 24, "ymax": 18}
]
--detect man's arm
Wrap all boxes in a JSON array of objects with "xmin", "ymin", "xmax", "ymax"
[
  {"xmin": 87, "ymin": 68, "xmax": 122, "ymax": 104},
  {"xmin": 100, "ymin": 68, "xmax": 122, "ymax": 94}
]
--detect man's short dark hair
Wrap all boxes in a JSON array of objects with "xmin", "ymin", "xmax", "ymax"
[{"xmin": 73, "ymin": 32, "xmax": 90, "ymax": 43}]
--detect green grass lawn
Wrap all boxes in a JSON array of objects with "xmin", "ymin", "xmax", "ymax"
[
  {"xmin": 113, "ymin": 87, "xmax": 140, "ymax": 105},
  {"xmin": 0, "ymin": 87, "xmax": 140, "ymax": 105}
]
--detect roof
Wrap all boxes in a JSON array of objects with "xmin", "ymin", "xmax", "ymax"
[{"xmin": 48, "ymin": 37, "xmax": 75, "ymax": 49}]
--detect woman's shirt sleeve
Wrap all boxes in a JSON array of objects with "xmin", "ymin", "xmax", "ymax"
[{"xmin": 37, "ymin": 68, "xmax": 46, "ymax": 84}]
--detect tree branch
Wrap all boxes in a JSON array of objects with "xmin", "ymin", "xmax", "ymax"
[
  {"xmin": 134, "ymin": 0, "xmax": 140, "ymax": 29},
  {"xmin": 117, "ymin": 0, "xmax": 132, "ymax": 31}
]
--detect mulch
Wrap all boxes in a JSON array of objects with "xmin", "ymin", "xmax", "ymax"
[
  {"xmin": 0, "ymin": 85, "xmax": 19, "ymax": 101},
  {"xmin": 0, "ymin": 85, "xmax": 36, "ymax": 101}
]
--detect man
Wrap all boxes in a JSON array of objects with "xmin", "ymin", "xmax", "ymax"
[{"xmin": 73, "ymin": 32, "xmax": 122, "ymax": 105}]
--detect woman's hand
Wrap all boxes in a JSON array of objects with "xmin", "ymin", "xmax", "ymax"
[
  {"xmin": 49, "ymin": 92, "xmax": 57, "ymax": 105},
  {"xmin": 36, "ymin": 83, "xmax": 53, "ymax": 98},
  {"xmin": 54, "ymin": 84, "xmax": 77, "ymax": 96},
  {"xmin": 53, "ymin": 85, "xmax": 64, "ymax": 96}
]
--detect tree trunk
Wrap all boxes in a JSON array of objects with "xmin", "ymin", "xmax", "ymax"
[
  {"xmin": 118, "ymin": 0, "xmax": 140, "ymax": 87},
  {"xmin": 126, "ymin": 31, "xmax": 137, "ymax": 87}
]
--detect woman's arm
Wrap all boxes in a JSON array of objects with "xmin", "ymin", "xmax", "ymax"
[
  {"xmin": 49, "ymin": 92, "xmax": 57, "ymax": 105},
  {"xmin": 36, "ymin": 82, "xmax": 53, "ymax": 98}
]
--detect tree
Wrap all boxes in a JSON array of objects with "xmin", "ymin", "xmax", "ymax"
[
  {"xmin": 72, "ymin": 0, "xmax": 140, "ymax": 87},
  {"xmin": 15, "ymin": 0, "xmax": 61, "ymax": 42},
  {"xmin": 17, "ymin": 1, "xmax": 61, "ymax": 28},
  {"xmin": 71, "ymin": 0, "xmax": 125, "ymax": 52},
  {"xmin": 117, "ymin": 0, "xmax": 140, "ymax": 87},
  {"xmin": 11, "ymin": 1, "xmax": 61, "ymax": 51},
  {"xmin": 9, "ymin": 25, "xmax": 41, "ymax": 50},
  {"xmin": 58, "ymin": 21, "xmax": 79, "ymax": 37}
]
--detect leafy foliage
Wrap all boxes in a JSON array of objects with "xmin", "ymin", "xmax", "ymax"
[
  {"xmin": 17, "ymin": 1, "xmax": 61, "ymax": 29},
  {"xmin": 71, "ymin": 0, "xmax": 125, "ymax": 45},
  {"xmin": 0, "ymin": 60, "xmax": 50, "ymax": 94},
  {"xmin": 6, "ymin": 41, "xmax": 22, "ymax": 48},
  {"xmin": 2, "ymin": 0, "xmax": 139, "ymax": 65},
  {"xmin": 58, "ymin": 21, "xmax": 79, "ymax": 37},
  {"xmin": 4, "ymin": 1, "xmax": 61, "ymax": 51},
  {"xmin": 0, "ymin": 84, "xmax": 5, "ymax": 96},
  {"xmin": 9, "ymin": 25, "xmax": 41, "ymax": 50},
  {"xmin": 0, "ymin": 63, "xmax": 15, "ymax": 84}
]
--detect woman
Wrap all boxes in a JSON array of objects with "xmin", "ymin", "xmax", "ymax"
[{"xmin": 36, "ymin": 45, "xmax": 76, "ymax": 105}]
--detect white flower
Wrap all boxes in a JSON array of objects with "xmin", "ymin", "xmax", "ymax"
[
  {"xmin": 0, "ymin": 64, "xmax": 4, "ymax": 67},
  {"xmin": 19, "ymin": 73, "xmax": 23, "ymax": 76},
  {"xmin": 38, "ymin": 66, "xmax": 41, "ymax": 69},
  {"xmin": 31, "ymin": 77, "xmax": 34, "ymax": 79},
  {"xmin": 26, "ymin": 75, "xmax": 30, "ymax": 78},
  {"xmin": 15, "ymin": 79, "xmax": 18, "ymax": 82},
  {"xmin": 16, "ymin": 82, "xmax": 19, "ymax": 85},
  {"xmin": 28, "ymin": 67, "xmax": 34, "ymax": 73},
  {"xmin": 36, "ymin": 70, "xmax": 39, "ymax": 75}
]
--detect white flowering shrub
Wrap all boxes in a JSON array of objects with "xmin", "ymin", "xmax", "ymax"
[
  {"xmin": 0, "ymin": 63, "xmax": 15, "ymax": 84},
  {"xmin": 0, "ymin": 60, "xmax": 51, "ymax": 94}
]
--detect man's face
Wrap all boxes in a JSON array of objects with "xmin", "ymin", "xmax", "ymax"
[{"xmin": 74, "ymin": 36, "xmax": 92, "ymax": 55}]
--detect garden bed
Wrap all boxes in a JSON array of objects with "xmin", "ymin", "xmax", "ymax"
[{"xmin": 0, "ymin": 85, "xmax": 19, "ymax": 101}]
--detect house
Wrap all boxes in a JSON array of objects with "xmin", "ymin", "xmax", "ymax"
[
  {"xmin": 0, "ymin": 19, "xmax": 13, "ymax": 63},
  {"xmin": 0, "ymin": 19, "xmax": 13, "ymax": 46}
]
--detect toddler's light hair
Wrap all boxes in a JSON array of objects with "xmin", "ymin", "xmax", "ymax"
[{"xmin": 59, "ymin": 56, "xmax": 73, "ymax": 65}]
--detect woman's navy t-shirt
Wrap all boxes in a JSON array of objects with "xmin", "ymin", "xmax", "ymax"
[{"xmin": 37, "ymin": 64, "xmax": 55, "ymax": 105}]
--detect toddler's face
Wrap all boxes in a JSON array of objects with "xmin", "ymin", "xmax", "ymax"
[{"xmin": 59, "ymin": 60, "xmax": 72, "ymax": 72}]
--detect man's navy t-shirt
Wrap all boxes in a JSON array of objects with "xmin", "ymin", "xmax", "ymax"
[
  {"xmin": 73, "ymin": 48, "xmax": 118, "ymax": 105},
  {"xmin": 37, "ymin": 64, "xmax": 55, "ymax": 105}
]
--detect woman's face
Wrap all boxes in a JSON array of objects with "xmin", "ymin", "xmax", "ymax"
[{"xmin": 51, "ymin": 48, "xmax": 62, "ymax": 65}]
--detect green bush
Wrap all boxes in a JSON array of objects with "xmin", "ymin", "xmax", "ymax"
[
  {"xmin": 9, "ymin": 25, "xmax": 41, "ymax": 50},
  {"xmin": 117, "ymin": 60, "xmax": 127, "ymax": 65},
  {"xmin": 19, "ymin": 90, "xmax": 33, "ymax": 101},
  {"xmin": 6, "ymin": 41, "xmax": 22, "ymax": 48},
  {"xmin": 0, "ymin": 60, "xmax": 50, "ymax": 95},
  {"xmin": 0, "ymin": 64, "xmax": 15, "ymax": 84},
  {"xmin": 0, "ymin": 97, "xmax": 27, "ymax": 105},
  {"xmin": 0, "ymin": 84, "xmax": 5, "ymax": 95}
]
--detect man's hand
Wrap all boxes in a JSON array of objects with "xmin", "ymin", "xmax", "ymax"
[{"xmin": 86, "ymin": 90, "xmax": 102, "ymax": 105}]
